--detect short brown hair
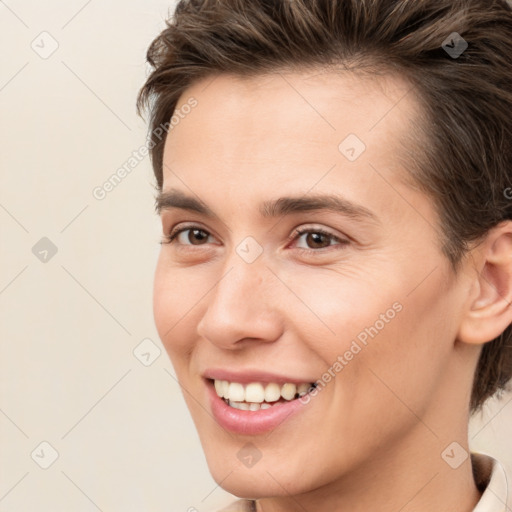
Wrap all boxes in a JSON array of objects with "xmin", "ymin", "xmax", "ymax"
[{"xmin": 137, "ymin": 0, "xmax": 512, "ymax": 413}]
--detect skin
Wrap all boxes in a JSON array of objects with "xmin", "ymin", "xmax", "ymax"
[{"xmin": 153, "ymin": 69, "xmax": 512, "ymax": 512}]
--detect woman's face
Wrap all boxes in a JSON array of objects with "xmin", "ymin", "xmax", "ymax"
[{"xmin": 153, "ymin": 70, "xmax": 475, "ymax": 498}]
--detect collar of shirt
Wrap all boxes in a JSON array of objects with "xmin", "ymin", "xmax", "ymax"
[{"xmin": 472, "ymin": 452, "xmax": 509, "ymax": 512}]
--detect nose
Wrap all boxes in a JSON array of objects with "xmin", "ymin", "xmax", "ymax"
[{"xmin": 196, "ymin": 256, "xmax": 283, "ymax": 350}]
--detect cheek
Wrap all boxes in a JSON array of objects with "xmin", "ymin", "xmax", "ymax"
[
  {"xmin": 338, "ymin": 271, "xmax": 456, "ymax": 424},
  {"xmin": 285, "ymin": 263, "xmax": 405, "ymax": 359},
  {"xmin": 293, "ymin": 260, "xmax": 454, "ymax": 413},
  {"xmin": 152, "ymin": 257, "xmax": 202, "ymax": 361}
]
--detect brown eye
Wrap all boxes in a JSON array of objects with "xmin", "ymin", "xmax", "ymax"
[
  {"xmin": 161, "ymin": 225, "xmax": 214, "ymax": 246},
  {"xmin": 183, "ymin": 228, "xmax": 210, "ymax": 245},
  {"xmin": 302, "ymin": 231, "xmax": 332, "ymax": 249},
  {"xmin": 292, "ymin": 228, "xmax": 348, "ymax": 253}
]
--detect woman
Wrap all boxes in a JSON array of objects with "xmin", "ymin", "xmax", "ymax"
[{"xmin": 137, "ymin": 1, "xmax": 512, "ymax": 510}]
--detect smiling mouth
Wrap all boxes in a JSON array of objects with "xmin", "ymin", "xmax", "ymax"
[{"xmin": 211, "ymin": 378, "xmax": 318, "ymax": 411}]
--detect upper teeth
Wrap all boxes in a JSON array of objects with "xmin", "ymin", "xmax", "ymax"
[{"xmin": 213, "ymin": 380, "xmax": 313, "ymax": 403}]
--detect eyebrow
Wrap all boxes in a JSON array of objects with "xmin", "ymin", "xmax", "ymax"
[{"xmin": 155, "ymin": 188, "xmax": 380, "ymax": 224}]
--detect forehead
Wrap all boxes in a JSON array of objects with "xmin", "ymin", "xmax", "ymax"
[
  {"xmin": 165, "ymin": 67, "xmax": 417, "ymax": 163},
  {"xmin": 161, "ymin": 68, "xmax": 422, "ymax": 213}
]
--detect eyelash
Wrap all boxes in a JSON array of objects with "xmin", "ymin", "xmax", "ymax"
[{"xmin": 160, "ymin": 224, "xmax": 348, "ymax": 255}]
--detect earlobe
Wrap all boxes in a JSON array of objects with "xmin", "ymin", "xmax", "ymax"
[{"xmin": 457, "ymin": 222, "xmax": 512, "ymax": 346}]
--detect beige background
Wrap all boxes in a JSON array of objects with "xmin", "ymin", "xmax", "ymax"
[{"xmin": 1, "ymin": 1, "xmax": 511, "ymax": 511}]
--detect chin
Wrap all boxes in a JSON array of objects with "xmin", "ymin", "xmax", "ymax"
[
  {"xmin": 211, "ymin": 472, "xmax": 285, "ymax": 500},
  {"xmin": 205, "ymin": 454, "xmax": 314, "ymax": 499}
]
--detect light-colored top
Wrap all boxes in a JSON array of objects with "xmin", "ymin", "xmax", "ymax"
[
  {"xmin": 472, "ymin": 453, "xmax": 509, "ymax": 512},
  {"xmin": 214, "ymin": 452, "xmax": 509, "ymax": 511}
]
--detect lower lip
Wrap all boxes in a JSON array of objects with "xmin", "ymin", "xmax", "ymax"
[{"xmin": 206, "ymin": 380, "xmax": 312, "ymax": 435}]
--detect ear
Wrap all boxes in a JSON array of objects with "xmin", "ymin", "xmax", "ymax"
[{"xmin": 457, "ymin": 221, "xmax": 512, "ymax": 345}]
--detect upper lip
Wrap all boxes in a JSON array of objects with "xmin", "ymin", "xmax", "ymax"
[{"xmin": 202, "ymin": 368, "xmax": 316, "ymax": 385}]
